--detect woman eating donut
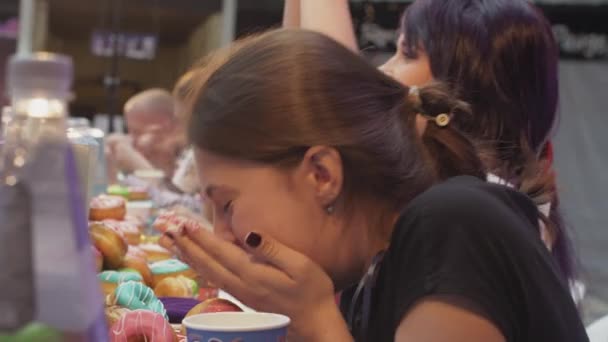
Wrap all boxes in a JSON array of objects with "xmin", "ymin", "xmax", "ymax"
[{"xmin": 163, "ymin": 30, "xmax": 588, "ymax": 341}]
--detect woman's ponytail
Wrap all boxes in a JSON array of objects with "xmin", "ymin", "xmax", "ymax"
[
  {"xmin": 519, "ymin": 143, "xmax": 576, "ymax": 282},
  {"xmin": 407, "ymin": 84, "xmax": 576, "ymax": 282},
  {"xmin": 405, "ymin": 83, "xmax": 485, "ymax": 181},
  {"xmin": 408, "ymin": 83, "xmax": 576, "ymax": 283}
]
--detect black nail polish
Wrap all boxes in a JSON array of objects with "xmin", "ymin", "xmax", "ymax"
[
  {"xmin": 245, "ymin": 232, "xmax": 262, "ymax": 248},
  {"xmin": 164, "ymin": 231, "xmax": 175, "ymax": 240}
]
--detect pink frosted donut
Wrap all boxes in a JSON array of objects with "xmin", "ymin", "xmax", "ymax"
[
  {"xmin": 110, "ymin": 309, "xmax": 176, "ymax": 342},
  {"xmin": 104, "ymin": 219, "xmax": 141, "ymax": 245},
  {"xmin": 127, "ymin": 245, "xmax": 148, "ymax": 262},
  {"xmin": 152, "ymin": 211, "xmax": 203, "ymax": 234},
  {"xmin": 90, "ymin": 195, "xmax": 126, "ymax": 221},
  {"xmin": 125, "ymin": 215, "xmax": 145, "ymax": 231}
]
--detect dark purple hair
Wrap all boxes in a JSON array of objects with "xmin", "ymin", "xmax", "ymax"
[
  {"xmin": 401, "ymin": 0, "xmax": 575, "ymax": 281},
  {"xmin": 402, "ymin": 0, "xmax": 558, "ymax": 155}
]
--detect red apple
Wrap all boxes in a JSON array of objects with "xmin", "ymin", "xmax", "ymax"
[
  {"xmin": 181, "ymin": 298, "xmax": 243, "ymax": 334},
  {"xmin": 188, "ymin": 298, "xmax": 242, "ymax": 316}
]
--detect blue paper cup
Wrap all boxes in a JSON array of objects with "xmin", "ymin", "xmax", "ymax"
[{"xmin": 182, "ymin": 312, "xmax": 290, "ymax": 342}]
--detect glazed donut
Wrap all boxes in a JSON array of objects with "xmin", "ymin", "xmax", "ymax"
[
  {"xmin": 123, "ymin": 249, "xmax": 153, "ymax": 286},
  {"xmin": 109, "ymin": 309, "xmax": 176, "ymax": 342},
  {"xmin": 154, "ymin": 275, "xmax": 199, "ymax": 299},
  {"xmin": 105, "ymin": 306, "xmax": 131, "ymax": 327},
  {"xmin": 90, "ymin": 195, "xmax": 126, "ymax": 221},
  {"xmin": 150, "ymin": 259, "xmax": 196, "ymax": 287},
  {"xmin": 92, "ymin": 245, "xmax": 103, "ymax": 272},
  {"xmin": 103, "ymin": 219, "xmax": 141, "ymax": 245},
  {"xmin": 90, "ymin": 222, "xmax": 128, "ymax": 269},
  {"xmin": 98, "ymin": 270, "xmax": 143, "ymax": 296},
  {"xmin": 109, "ymin": 281, "xmax": 167, "ymax": 318},
  {"xmin": 139, "ymin": 243, "xmax": 172, "ymax": 263},
  {"xmin": 127, "ymin": 186, "xmax": 149, "ymax": 201}
]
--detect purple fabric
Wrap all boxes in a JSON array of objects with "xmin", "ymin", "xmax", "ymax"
[
  {"xmin": 65, "ymin": 144, "xmax": 109, "ymax": 339},
  {"xmin": 159, "ymin": 297, "xmax": 200, "ymax": 324}
]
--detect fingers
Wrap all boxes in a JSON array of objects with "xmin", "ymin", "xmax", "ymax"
[
  {"xmin": 180, "ymin": 223, "xmax": 256, "ymax": 277},
  {"xmin": 242, "ymin": 231, "xmax": 312, "ymax": 280},
  {"xmin": 167, "ymin": 229, "xmax": 245, "ymax": 294},
  {"xmin": 158, "ymin": 234, "xmax": 176, "ymax": 251},
  {"xmin": 178, "ymin": 223, "xmax": 289, "ymax": 286}
]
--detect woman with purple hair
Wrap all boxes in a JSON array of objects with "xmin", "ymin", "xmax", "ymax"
[{"xmin": 284, "ymin": 0, "xmax": 577, "ymax": 290}]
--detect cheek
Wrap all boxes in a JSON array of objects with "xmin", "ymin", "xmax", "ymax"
[
  {"xmin": 229, "ymin": 190, "xmax": 314, "ymax": 253},
  {"xmin": 228, "ymin": 194, "xmax": 286, "ymax": 244},
  {"xmin": 394, "ymin": 60, "xmax": 433, "ymax": 87},
  {"xmin": 229, "ymin": 206, "xmax": 257, "ymax": 242}
]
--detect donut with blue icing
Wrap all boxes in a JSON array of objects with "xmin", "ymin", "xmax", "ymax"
[
  {"xmin": 98, "ymin": 270, "xmax": 143, "ymax": 296},
  {"xmin": 110, "ymin": 281, "xmax": 167, "ymax": 319},
  {"xmin": 150, "ymin": 259, "xmax": 197, "ymax": 287}
]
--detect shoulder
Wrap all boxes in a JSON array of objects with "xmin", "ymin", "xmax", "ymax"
[
  {"xmin": 409, "ymin": 176, "xmax": 535, "ymax": 218},
  {"xmin": 393, "ymin": 176, "xmax": 539, "ymax": 245},
  {"xmin": 395, "ymin": 296, "xmax": 505, "ymax": 342}
]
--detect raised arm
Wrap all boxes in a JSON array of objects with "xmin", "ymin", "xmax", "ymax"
[
  {"xmin": 282, "ymin": 0, "xmax": 301, "ymax": 28},
  {"xmin": 282, "ymin": 0, "xmax": 359, "ymax": 52}
]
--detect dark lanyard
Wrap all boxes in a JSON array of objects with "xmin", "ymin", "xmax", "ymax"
[{"xmin": 346, "ymin": 250, "xmax": 386, "ymax": 341}]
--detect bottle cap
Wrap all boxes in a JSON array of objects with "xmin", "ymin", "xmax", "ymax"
[{"xmin": 6, "ymin": 52, "xmax": 73, "ymax": 99}]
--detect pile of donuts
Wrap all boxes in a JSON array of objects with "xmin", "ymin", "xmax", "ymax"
[{"xmin": 89, "ymin": 194, "xmax": 242, "ymax": 341}]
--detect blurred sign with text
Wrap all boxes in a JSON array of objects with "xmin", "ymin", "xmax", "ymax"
[{"xmin": 91, "ymin": 30, "xmax": 157, "ymax": 60}]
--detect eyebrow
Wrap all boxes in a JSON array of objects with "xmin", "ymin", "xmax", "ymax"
[{"xmin": 204, "ymin": 185, "xmax": 218, "ymax": 198}]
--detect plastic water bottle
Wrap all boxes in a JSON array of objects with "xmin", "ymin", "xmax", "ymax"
[
  {"xmin": 68, "ymin": 117, "xmax": 108, "ymax": 197},
  {"xmin": 0, "ymin": 52, "xmax": 108, "ymax": 341},
  {"xmin": 0, "ymin": 102, "xmax": 35, "ymax": 335},
  {"xmin": 1, "ymin": 106, "xmax": 12, "ymax": 137}
]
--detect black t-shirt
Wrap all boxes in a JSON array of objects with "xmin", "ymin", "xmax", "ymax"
[{"xmin": 340, "ymin": 176, "xmax": 588, "ymax": 341}]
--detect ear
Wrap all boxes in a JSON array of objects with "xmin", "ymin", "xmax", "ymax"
[{"xmin": 300, "ymin": 146, "xmax": 344, "ymax": 208}]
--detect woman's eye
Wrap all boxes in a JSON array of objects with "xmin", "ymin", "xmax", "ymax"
[{"xmin": 400, "ymin": 45, "xmax": 418, "ymax": 61}]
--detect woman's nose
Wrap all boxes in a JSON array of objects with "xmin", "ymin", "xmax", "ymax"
[{"xmin": 378, "ymin": 59, "xmax": 394, "ymax": 78}]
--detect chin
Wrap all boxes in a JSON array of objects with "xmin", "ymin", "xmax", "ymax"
[
  {"xmin": 327, "ymin": 268, "xmax": 351, "ymax": 293},
  {"xmin": 330, "ymin": 263, "xmax": 367, "ymax": 292}
]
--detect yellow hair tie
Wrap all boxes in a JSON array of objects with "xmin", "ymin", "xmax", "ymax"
[{"xmin": 434, "ymin": 113, "xmax": 451, "ymax": 127}]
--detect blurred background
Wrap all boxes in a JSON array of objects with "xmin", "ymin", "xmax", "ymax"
[{"xmin": 0, "ymin": 0, "xmax": 606, "ymax": 323}]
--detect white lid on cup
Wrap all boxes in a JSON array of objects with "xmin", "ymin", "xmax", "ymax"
[{"xmin": 182, "ymin": 312, "xmax": 290, "ymax": 332}]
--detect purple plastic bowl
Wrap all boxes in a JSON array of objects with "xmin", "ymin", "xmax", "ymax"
[{"xmin": 159, "ymin": 297, "xmax": 200, "ymax": 324}]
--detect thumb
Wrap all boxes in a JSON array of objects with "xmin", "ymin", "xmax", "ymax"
[{"xmin": 244, "ymin": 231, "xmax": 309, "ymax": 278}]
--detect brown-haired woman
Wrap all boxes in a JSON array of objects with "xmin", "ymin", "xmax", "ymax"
[{"xmin": 164, "ymin": 30, "xmax": 588, "ymax": 342}]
